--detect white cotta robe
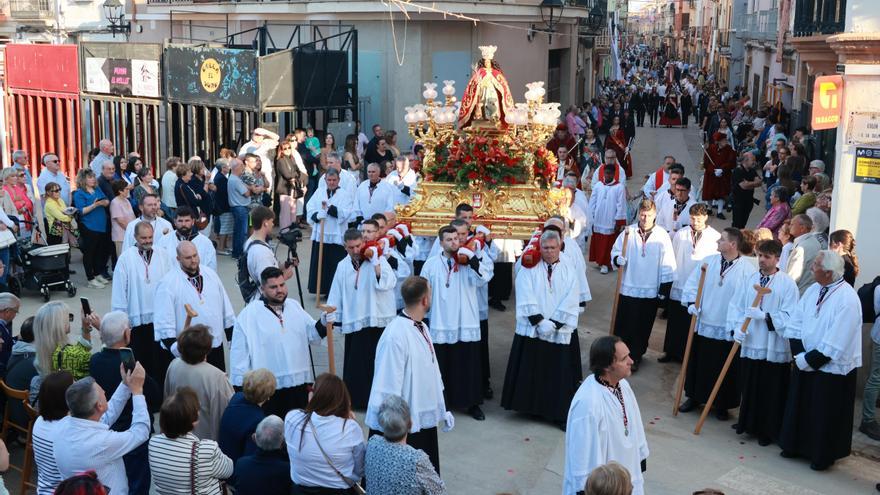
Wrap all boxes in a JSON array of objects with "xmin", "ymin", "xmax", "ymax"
[
  {"xmin": 641, "ymin": 168, "xmax": 669, "ymax": 198},
  {"xmin": 656, "ymin": 197, "xmax": 696, "ymax": 234},
  {"xmin": 422, "ymin": 253, "xmax": 492, "ymax": 344},
  {"xmin": 365, "ymin": 315, "xmax": 447, "ymax": 434},
  {"xmin": 782, "ymin": 279, "xmax": 863, "ymax": 375},
  {"xmin": 111, "ymin": 248, "xmax": 174, "ymax": 326},
  {"xmin": 121, "ymin": 216, "xmax": 173, "ymax": 252},
  {"xmin": 670, "ymin": 226, "xmax": 721, "ymax": 302},
  {"xmin": 729, "ymin": 270, "xmax": 798, "ymax": 363},
  {"xmin": 568, "ymin": 202, "xmax": 590, "ymax": 252},
  {"xmin": 573, "ymin": 189, "xmax": 590, "ymax": 223},
  {"xmin": 387, "ymin": 247, "xmax": 412, "ymax": 310},
  {"xmin": 515, "ymin": 258, "xmax": 580, "ymax": 345},
  {"xmin": 610, "ymin": 225, "xmax": 676, "ymax": 298},
  {"xmin": 318, "ymin": 171, "xmax": 357, "ymax": 195},
  {"xmin": 155, "ymin": 232, "xmax": 217, "ymax": 272},
  {"xmin": 413, "ymin": 236, "xmax": 435, "ymax": 262},
  {"xmin": 153, "ymin": 265, "xmax": 236, "ymax": 347},
  {"xmin": 563, "ymin": 376, "xmax": 649, "ymax": 495},
  {"xmin": 354, "ymin": 180, "xmax": 398, "ymax": 221},
  {"xmin": 477, "ymin": 245, "xmax": 497, "ymax": 321},
  {"xmin": 384, "ymin": 169, "xmax": 419, "ymax": 205},
  {"xmin": 230, "ymin": 298, "xmax": 321, "ymax": 388},
  {"xmin": 590, "ymin": 164, "xmax": 628, "ymax": 188},
  {"xmin": 682, "ymin": 254, "xmax": 756, "ymax": 341},
  {"xmin": 305, "ymin": 185, "xmax": 355, "ymax": 245},
  {"xmin": 589, "ymin": 181, "xmax": 627, "ymax": 235},
  {"xmin": 562, "ymin": 237, "xmax": 593, "ymax": 310},
  {"xmin": 326, "ymin": 256, "xmax": 397, "ymax": 334},
  {"xmin": 492, "ymin": 238, "xmax": 523, "ymax": 263}
]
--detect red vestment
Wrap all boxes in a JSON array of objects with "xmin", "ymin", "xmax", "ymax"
[
  {"xmin": 604, "ymin": 129, "xmax": 633, "ymax": 178},
  {"xmin": 701, "ymin": 143, "xmax": 737, "ymax": 200}
]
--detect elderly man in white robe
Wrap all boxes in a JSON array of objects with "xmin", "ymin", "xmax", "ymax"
[
  {"xmin": 610, "ymin": 198, "xmax": 676, "ymax": 371},
  {"xmin": 422, "ymin": 225, "xmax": 493, "ymax": 421},
  {"xmin": 678, "ymin": 227, "xmax": 756, "ymax": 421},
  {"xmin": 501, "ymin": 229, "xmax": 581, "ymax": 429},
  {"xmin": 306, "ymin": 167, "xmax": 355, "ymax": 296},
  {"xmin": 779, "ymin": 250, "xmax": 863, "ymax": 471},
  {"xmin": 366, "ymin": 276, "xmax": 453, "ymax": 474},
  {"xmin": 152, "ymin": 241, "xmax": 235, "ymax": 382},
  {"xmin": 384, "ymin": 155, "xmax": 419, "ymax": 205},
  {"xmin": 154, "ymin": 205, "xmax": 217, "ymax": 272},
  {"xmin": 354, "ymin": 163, "xmax": 398, "ymax": 224},
  {"xmin": 111, "ymin": 221, "xmax": 173, "ymax": 381},
  {"xmin": 730, "ymin": 239, "xmax": 798, "ymax": 446},
  {"xmin": 659, "ymin": 203, "xmax": 720, "ymax": 363},
  {"xmin": 327, "ymin": 228, "xmax": 396, "ymax": 409},
  {"xmin": 231, "ymin": 266, "xmax": 332, "ymax": 417},
  {"xmin": 121, "ymin": 193, "xmax": 172, "ymax": 252},
  {"xmin": 564, "ymin": 336, "xmax": 648, "ymax": 495}
]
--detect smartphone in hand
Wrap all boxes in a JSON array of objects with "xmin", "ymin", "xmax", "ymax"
[
  {"xmin": 80, "ymin": 297, "xmax": 92, "ymax": 315},
  {"xmin": 119, "ymin": 347, "xmax": 136, "ymax": 372}
]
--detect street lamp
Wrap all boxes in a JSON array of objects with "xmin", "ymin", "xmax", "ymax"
[
  {"xmin": 102, "ymin": 0, "xmax": 131, "ymax": 38},
  {"xmin": 588, "ymin": 2, "xmax": 606, "ymax": 32},
  {"xmin": 529, "ymin": 0, "xmax": 565, "ymax": 43}
]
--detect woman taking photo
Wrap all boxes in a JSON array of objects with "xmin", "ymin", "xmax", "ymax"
[
  {"xmin": 73, "ymin": 169, "xmax": 112, "ymax": 289},
  {"xmin": 149, "ymin": 387, "xmax": 234, "ymax": 495},
  {"xmin": 274, "ymin": 140, "xmax": 307, "ymax": 230},
  {"xmin": 109, "ymin": 179, "xmax": 136, "ymax": 256},
  {"xmin": 285, "ymin": 373, "xmax": 366, "ymax": 494},
  {"xmin": 33, "ymin": 301, "xmax": 97, "ymax": 380}
]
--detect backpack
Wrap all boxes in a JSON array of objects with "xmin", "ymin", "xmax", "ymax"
[
  {"xmin": 236, "ymin": 240, "xmax": 270, "ymax": 301},
  {"xmin": 857, "ymin": 275, "xmax": 880, "ymax": 324}
]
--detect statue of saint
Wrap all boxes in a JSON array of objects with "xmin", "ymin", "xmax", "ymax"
[{"xmin": 458, "ymin": 45, "xmax": 515, "ymax": 129}]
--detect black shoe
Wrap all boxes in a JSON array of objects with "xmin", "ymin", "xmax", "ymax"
[
  {"xmin": 657, "ymin": 354, "xmax": 674, "ymax": 363},
  {"xmin": 68, "ymin": 269, "xmax": 76, "ymax": 275},
  {"xmin": 731, "ymin": 423, "xmax": 740, "ymax": 430},
  {"xmin": 468, "ymin": 405, "xmax": 485, "ymax": 421},
  {"xmin": 860, "ymin": 421, "xmax": 880, "ymax": 441},
  {"xmin": 810, "ymin": 461, "xmax": 832, "ymax": 471},
  {"xmin": 678, "ymin": 398, "xmax": 697, "ymax": 413},
  {"xmin": 488, "ymin": 299, "xmax": 506, "ymax": 311},
  {"xmin": 715, "ymin": 408, "xmax": 730, "ymax": 421},
  {"xmin": 780, "ymin": 450, "xmax": 798, "ymax": 459},
  {"xmin": 716, "ymin": 212, "xmax": 726, "ymax": 220},
  {"xmin": 758, "ymin": 437, "xmax": 772, "ymax": 447},
  {"xmin": 484, "ymin": 386, "xmax": 494, "ymax": 400},
  {"xmin": 101, "ymin": 272, "xmax": 113, "ymax": 281}
]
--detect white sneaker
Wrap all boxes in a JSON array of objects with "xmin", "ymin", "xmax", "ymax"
[
  {"xmin": 88, "ymin": 279, "xmax": 106, "ymax": 289},
  {"xmin": 600, "ymin": 265, "xmax": 609, "ymax": 274},
  {"xmin": 95, "ymin": 275, "xmax": 110, "ymax": 284}
]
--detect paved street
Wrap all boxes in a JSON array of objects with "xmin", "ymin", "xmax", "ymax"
[{"xmin": 9, "ymin": 122, "xmax": 879, "ymax": 494}]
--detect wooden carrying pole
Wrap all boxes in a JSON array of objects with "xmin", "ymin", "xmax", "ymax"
[
  {"xmin": 609, "ymin": 229, "xmax": 630, "ymax": 335},
  {"xmin": 318, "ymin": 304, "xmax": 337, "ymax": 375},
  {"xmin": 673, "ymin": 263, "xmax": 708, "ymax": 416},
  {"xmin": 183, "ymin": 304, "xmax": 198, "ymax": 330},
  {"xmin": 694, "ymin": 285, "xmax": 772, "ymax": 434},
  {"xmin": 315, "ymin": 219, "xmax": 327, "ymax": 308}
]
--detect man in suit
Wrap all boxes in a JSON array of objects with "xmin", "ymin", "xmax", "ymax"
[{"xmin": 632, "ymin": 89, "xmax": 646, "ymax": 127}]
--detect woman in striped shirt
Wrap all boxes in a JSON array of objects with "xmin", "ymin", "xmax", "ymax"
[
  {"xmin": 149, "ymin": 387, "xmax": 233, "ymax": 495},
  {"xmin": 32, "ymin": 371, "xmax": 75, "ymax": 495}
]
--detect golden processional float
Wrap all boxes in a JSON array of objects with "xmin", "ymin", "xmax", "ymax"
[{"xmin": 396, "ymin": 45, "xmax": 570, "ymax": 240}]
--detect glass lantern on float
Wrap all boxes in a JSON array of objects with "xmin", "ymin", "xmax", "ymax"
[{"xmin": 397, "ymin": 45, "xmax": 570, "ymax": 239}]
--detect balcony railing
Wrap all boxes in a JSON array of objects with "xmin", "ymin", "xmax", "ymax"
[
  {"xmin": 10, "ymin": 0, "xmax": 51, "ymax": 19},
  {"xmin": 735, "ymin": 8, "xmax": 779, "ymax": 42},
  {"xmin": 793, "ymin": 0, "xmax": 845, "ymax": 37}
]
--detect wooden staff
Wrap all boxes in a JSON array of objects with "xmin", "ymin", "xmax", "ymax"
[
  {"xmin": 673, "ymin": 263, "xmax": 708, "ymax": 416},
  {"xmin": 694, "ymin": 285, "xmax": 772, "ymax": 434},
  {"xmin": 609, "ymin": 228, "xmax": 630, "ymax": 335},
  {"xmin": 318, "ymin": 304, "xmax": 337, "ymax": 375},
  {"xmin": 183, "ymin": 304, "xmax": 198, "ymax": 330},
  {"xmin": 314, "ymin": 218, "xmax": 327, "ymax": 308}
]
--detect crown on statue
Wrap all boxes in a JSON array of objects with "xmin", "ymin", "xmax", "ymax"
[{"xmin": 479, "ymin": 45, "xmax": 498, "ymax": 61}]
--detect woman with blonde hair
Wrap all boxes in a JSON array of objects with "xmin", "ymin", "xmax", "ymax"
[
  {"xmin": 586, "ymin": 461, "xmax": 632, "ymax": 495},
  {"xmin": 33, "ymin": 301, "xmax": 98, "ymax": 380}
]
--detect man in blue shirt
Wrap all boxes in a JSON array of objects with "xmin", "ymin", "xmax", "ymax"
[
  {"xmin": 89, "ymin": 139, "xmax": 116, "ymax": 177},
  {"xmin": 228, "ymin": 158, "xmax": 252, "ymax": 257}
]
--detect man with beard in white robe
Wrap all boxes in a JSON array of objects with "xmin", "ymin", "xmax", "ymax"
[
  {"xmin": 564, "ymin": 336, "xmax": 649, "ymax": 495},
  {"xmin": 153, "ymin": 241, "xmax": 236, "ymax": 382},
  {"xmin": 421, "ymin": 225, "xmax": 493, "ymax": 420},
  {"xmin": 121, "ymin": 193, "xmax": 172, "ymax": 252},
  {"xmin": 730, "ymin": 239, "xmax": 797, "ymax": 446},
  {"xmin": 306, "ymin": 168, "xmax": 355, "ymax": 296},
  {"xmin": 366, "ymin": 276, "xmax": 454, "ymax": 474},
  {"xmin": 610, "ymin": 199, "xmax": 676, "ymax": 371},
  {"xmin": 779, "ymin": 250, "xmax": 863, "ymax": 471},
  {"xmin": 659, "ymin": 203, "xmax": 720, "ymax": 363},
  {"xmin": 111, "ymin": 221, "xmax": 173, "ymax": 380},
  {"xmin": 154, "ymin": 205, "xmax": 217, "ymax": 272},
  {"xmin": 655, "ymin": 177, "xmax": 696, "ymax": 235},
  {"xmin": 231, "ymin": 266, "xmax": 333, "ymax": 417},
  {"xmin": 678, "ymin": 227, "xmax": 756, "ymax": 421},
  {"xmin": 326, "ymin": 228, "xmax": 396, "ymax": 409},
  {"xmin": 501, "ymin": 230, "xmax": 581, "ymax": 429}
]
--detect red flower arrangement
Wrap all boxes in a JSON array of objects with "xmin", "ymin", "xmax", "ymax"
[{"xmin": 425, "ymin": 136, "xmax": 557, "ymax": 190}]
